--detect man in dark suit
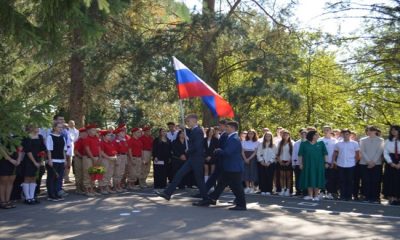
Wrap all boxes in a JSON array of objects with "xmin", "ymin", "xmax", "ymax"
[
  {"xmin": 156, "ymin": 114, "xmax": 209, "ymax": 201},
  {"xmin": 193, "ymin": 121, "xmax": 247, "ymax": 210}
]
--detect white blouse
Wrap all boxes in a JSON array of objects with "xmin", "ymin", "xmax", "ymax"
[
  {"xmin": 242, "ymin": 140, "xmax": 259, "ymax": 151},
  {"xmin": 277, "ymin": 141, "xmax": 294, "ymax": 161},
  {"xmin": 257, "ymin": 144, "xmax": 277, "ymax": 164},
  {"xmin": 384, "ymin": 139, "xmax": 400, "ymax": 164}
]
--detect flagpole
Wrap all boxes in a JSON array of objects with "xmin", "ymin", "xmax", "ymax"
[{"xmin": 179, "ymin": 99, "xmax": 189, "ymax": 151}]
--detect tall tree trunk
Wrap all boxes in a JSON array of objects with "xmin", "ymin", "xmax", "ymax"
[
  {"xmin": 69, "ymin": 28, "xmax": 85, "ymax": 128},
  {"xmin": 201, "ymin": 0, "xmax": 218, "ymax": 127}
]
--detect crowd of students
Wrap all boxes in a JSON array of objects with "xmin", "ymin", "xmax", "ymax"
[{"xmin": 0, "ymin": 114, "xmax": 399, "ymax": 210}]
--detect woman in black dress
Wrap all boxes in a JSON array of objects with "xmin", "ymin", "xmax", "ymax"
[
  {"xmin": 171, "ymin": 131, "xmax": 190, "ymax": 189},
  {"xmin": 383, "ymin": 125, "xmax": 400, "ymax": 205},
  {"xmin": 204, "ymin": 127, "xmax": 219, "ymax": 184},
  {"xmin": 21, "ymin": 125, "xmax": 47, "ymax": 204},
  {"xmin": 0, "ymin": 138, "xmax": 22, "ymax": 209},
  {"xmin": 152, "ymin": 128, "xmax": 171, "ymax": 189}
]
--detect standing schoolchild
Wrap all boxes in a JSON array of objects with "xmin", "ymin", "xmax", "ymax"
[
  {"xmin": 139, "ymin": 127, "xmax": 153, "ymax": 188},
  {"xmin": 319, "ymin": 126, "xmax": 338, "ymax": 200},
  {"xmin": 292, "ymin": 129, "xmax": 307, "ymax": 196},
  {"xmin": 383, "ymin": 125, "xmax": 400, "ymax": 205},
  {"xmin": 113, "ymin": 126, "xmax": 129, "ymax": 192},
  {"xmin": 99, "ymin": 130, "xmax": 118, "ymax": 194},
  {"xmin": 152, "ymin": 128, "xmax": 171, "ymax": 189},
  {"xmin": 128, "ymin": 128, "xmax": 143, "ymax": 190},
  {"xmin": 73, "ymin": 128, "xmax": 87, "ymax": 194},
  {"xmin": 82, "ymin": 124, "xmax": 100, "ymax": 197},
  {"xmin": 242, "ymin": 129, "xmax": 259, "ymax": 194},
  {"xmin": 45, "ymin": 123, "xmax": 67, "ymax": 201},
  {"xmin": 204, "ymin": 127, "xmax": 219, "ymax": 184},
  {"xmin": 276, "ymin": 130, "xmax": 294, "ymax": 197},
  {"xmin": 257, "ymin": 132, "xmax": 276, "ymax": 195},
  {"xmin": 21, "ymin": 125, "xmax": 47, "ymax": 204}
]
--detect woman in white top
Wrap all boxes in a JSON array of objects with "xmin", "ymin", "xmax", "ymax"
[
  {"xmin": 383, "ymin": 125, "xmax": 400, "ymax": 205},
  {"xmin": 276, "ymin": 130, "xmax": 294, "ymax": 196},
  {"xmin": 242, "ymin": 130, "xmax": 259, "ymax": 194},
  {"xmin": 257, "ymin": 132, "xmax": 276, "ymax": 195}
]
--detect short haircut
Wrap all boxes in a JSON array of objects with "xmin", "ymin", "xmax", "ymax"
[
  {"xmin": 323, "ymin": 125, "xmax": 332, "ymax": 130},
  {"xmin": 185, "ymin": 114, "xmax": 198, "ymax": 120},
  {"xmin": 218, "ymin": 119, "xmax": 228, "ymax": 125},
  {"xmin": 306, "ymin": 130, "xmax": 317, "ymax": 142},
  {"xmin": 53, "ymin": 114, "xmax": 63, "ymax": 120},
  {"xmin": 341, "ymin": 128, "xmax": 351, "ymax": 134},
  {"xmin": 227, "ymin": 121, "xmax": 239, "ymax": 131},
  {"xmin": 167, "ymin": 122, "xmax": 175, "ymax": 126}
]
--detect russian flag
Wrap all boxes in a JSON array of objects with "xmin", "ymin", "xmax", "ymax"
[{"xmin": 173, "ymin": 56, "xmax": 234, "ymax": 118}]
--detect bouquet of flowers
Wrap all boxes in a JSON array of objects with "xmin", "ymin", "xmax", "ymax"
[{"xmin": 88, "ymin": 166, "xmax": 106, "ymax": 181}]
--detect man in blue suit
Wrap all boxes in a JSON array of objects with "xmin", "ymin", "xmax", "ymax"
[
  {"xmin": 156, "ymin": 114, "xmax": 209, "ymax": 201},
  {"xmin": 193, "ymin": 121, "xmax": 247, "ymax": 210}
]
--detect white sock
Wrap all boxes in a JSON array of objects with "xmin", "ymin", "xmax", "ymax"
[
  {"xmin": 29, "ymin": 183, "xmax": 37, "ymax": 199},
  {"xmin": 204, "ymin": 176, "xmax": 209, "ymax": 183},
  {"xmin": 22, "ymin": 183, "xmax": 30, "ymax": 200}
]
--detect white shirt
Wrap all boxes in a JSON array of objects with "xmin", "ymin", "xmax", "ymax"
[
  {"xmin": 257, "ymin": 143, "xmax": 277, "ymax": 164},
  {"xmin": 292, "ymin": 139, "xmax": 305, "ymax": 165},
  {"xmin": 242, "ymin": 140, "xmax": 259, "ymax": 151},
  {"xmin": 167, "ymin": 131, "xmax": 178, "ymax": 142},
  {"xmin": 46, "ymin": 133, "xmax": 67, "ymax": 162},
  {"xmin": 277, "ymin": 140, "xmax": 294, "ymax": 161},
  {"xmin": 334, "ymin": 140, "xmax": 360, "ymax": 168},
  {"xmin": 383, "ymin": 139, "xmax": 400, "ymax": 164},
  {"xmin": 360, "ymin": 136, "xmax": 384, "ymax": 165},
  {"xmin": 319, "ymin": 137, "xmax": 338, "ymax": 164},
  {"xmin": 68, "ymin": 127, "xmax": 79, "ymax": 143}
]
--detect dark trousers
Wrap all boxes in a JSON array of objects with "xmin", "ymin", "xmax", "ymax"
[
  {"xmin": 153, "ymin": 163, "xmax": 167, "ymax": 189},
  {"xmin": 209, "ymin": 171, "xmax": 246, "ymax": 208},
  {"xmin": 338, "ymin": 166, "xmax": 354, "ymax": 200},
  {"xmin": 46, "ymin": 163, "xmax": 64, "ymax": 198},
  {"xmin": 274, "ymin": 166, "xmax": 281, "ymax": 192},
  {"xmin": 293, "ymin": 165, "xmax": 301, "ymax": 194},
  {"xmin": 35, "ymin": 166, "xmax": 46, "ymax": 196},
  {"xmin": 353, "ymin": 163, "xmax": 363, "ymax": 198},
  {"xmin": 326, "ymin": 167, "xmax": 339, "ymax": 194},
  {"xmin": 361, "ymin": 165, "xmax": 382, "ymax": 201},
  {"xmin": 258, "ymin": 163, "xmax": 275, "ymax": 193},
  {"xmin": 205, "ymin": 159, "xmax": 223, "ymax": 191},
  {"xmin": 165, "ymin": 159, "xmax": 208, "ymax": 200},
  {"xmin": 171, "ymin": 159, "xmax": 191, "ymax": 188}
]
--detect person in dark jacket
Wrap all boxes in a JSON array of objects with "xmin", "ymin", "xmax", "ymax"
[
  {"xmin": 204, "ymin": 127, "xmax": 219, "ymax": 183},
  {"xmin": 152, "ymin": 128, "xmax": 171, "ymax": 189}
]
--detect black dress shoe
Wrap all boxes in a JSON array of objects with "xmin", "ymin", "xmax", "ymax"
[
  {"xmin": 191, "ymin": 193, "xmax": 202, "ymax": 198},
  {"xmin": 228, "ymin": 206, "xmax": 247, "ymax": 211},
  {"xmin": 155, "ymin": 191, "xmax": 171, "ymax": 201},
  {"xmin": 192, "ymin": 199, "xmax": 216, "ymax": 207}
]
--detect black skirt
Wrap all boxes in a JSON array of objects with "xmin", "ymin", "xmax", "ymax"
[
  {"xmin": 23, "ymin": 159, "xmax": 39, "ymax": 177},
  {"xmin": 0, "ymin": 159, "xmax": 16, "ymax": 176},
  {"xmin": 383, "ymin": 154, "xmax": 400, "ymax": 198}
]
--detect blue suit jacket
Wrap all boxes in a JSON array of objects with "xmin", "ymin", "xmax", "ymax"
[
  {"xmin": 217, "ymin": 133, "xmax": 244, "ymax": 173},
  {"xmin": 186, "ymin": 126, "xmax": 205, "ymax": 161},
  {"xmin": 218, "ymin": 132, "xmax": 229, "ymax": 149}
]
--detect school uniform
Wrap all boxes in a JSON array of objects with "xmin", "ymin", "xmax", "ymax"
[
  {"xmin": 257, "ymin": 144, "xmax": 277, "ymax": 193},
  {"xmin": 152, "ymin": 138, "xmax": 171, "ymax": 189},
  {"xmin": 82, "ymin": 135, "xmax": 101, "ymax": 190},
  {"xmin": 242, "ymin": 140, "xmax": 259, "ymax": 182},
  {"xmin": 320, "ymin": 137, "xmax": 339, "ymax": 196},
  {"xmin": 22, "ymin": 135, "xmax": 46, "ymax": 177},
  {"xmin": 100, "ymin": 140, "xmax": 118, "ymax": 189},
  {"xmin": 383, "ymin": 139, "xmax": 400, "ymax": 198},
  {"xmin": 204, "ymin": 137, "xmax": 219, "ymax": 166},
  {"xmin": 46, "ymin": 133, "xmax": 67, "ymax": 199},
  {"xmin": 334, "ymin": 140, "xmax": 360, "ymax": 200},
  {"xmin": 170, "ymin": 139, "xmax": 190, "ymax": 188},
  {"xmin": 139, "ymin": 134, "xmax": 153, "ymax": 187},
  {"xmin": 360, "ymin": 136, "xmax": 384, "ymax": 202},
  {"xmin": 276, "ymin": 141, "xmax": 294, "ymax": 194}
]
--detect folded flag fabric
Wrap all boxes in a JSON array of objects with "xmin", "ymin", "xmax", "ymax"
[{"xmin": 173, "ymin": 56, "xmax": 234, "ymax": 118}]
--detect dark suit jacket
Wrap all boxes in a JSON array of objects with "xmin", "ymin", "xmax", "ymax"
[
  {"xmin": 186, "ymin": 126, "xmax": 205, "ymax": 161},
  {"xmin": 216, "ymin": 133, "xmax": 244, "ymax": 173},
  {"xmin": 204, "ymin": 137, "xmax": 219, "ymax": 159},
  {"xmin": 218, "ymin": 132, "xmax": 229, "ymax": 149}
]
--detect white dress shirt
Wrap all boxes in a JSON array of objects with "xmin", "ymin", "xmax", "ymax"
[
  {"xmin": 292, "ymin": 139, "xmax": 305, "ymax": 165},
  {"xmin": 334, "ymin": 140, "xmax": 360, "ymax": 168},
  {"xmin": 383, "ymin": 139, "xmax": 400, "ymax": 164},
  {"xmin": 257, "ymin": 144, "xmax": 277, "ymax": 164},
  {"xmin": 319, "ymin": 137, "xmax": 338, "ymax": 164}
]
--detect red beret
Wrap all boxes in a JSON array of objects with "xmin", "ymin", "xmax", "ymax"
[
  {"xmin": 142, "ymin": 126, "xmax": 151, "ymax": 131},
  {"xmin": 79, "ymin": 128, "xmax": 86, "ymax": 133},
  {"xmin": 85, "ymin": 124, "xmax": 97, "ymax": 129},
  {"xmin": 100, "ymin": 130, "xmax": 112, "ymax": 136},
  {"xmin": 131, "ymin": 127, "xmax": 142, "ymax": 133}
]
